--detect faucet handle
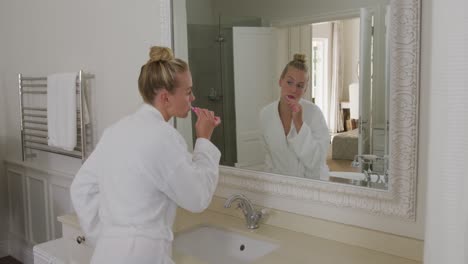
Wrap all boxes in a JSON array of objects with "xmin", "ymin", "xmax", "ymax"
[
  {"xmin": 256, "ymin": 208, "xmax": 270, "ymax": 222},
  {"xmin": 236, "ymin": 200, "xmax": 250, "ymax": 215}
]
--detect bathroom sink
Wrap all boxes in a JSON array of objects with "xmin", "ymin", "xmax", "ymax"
[
  {"xmin": 173, "ymin": 225, "xmax": 279, "ymax": 264},
  {"xmin": 328, "ymin": 171, "xmax": 388, "ymax": 189},
  {"xmin": 329, "ymin": 171, "xmax": 366, "ymax": 181}
]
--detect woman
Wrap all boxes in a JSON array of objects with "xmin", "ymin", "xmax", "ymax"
[
  {"xmin": 70, "ymin": 46, "xmax": 221, "ymax": 264},
  {"xmin": 260, "ymin": 54, "xmax": 329, "ymax": 179}
]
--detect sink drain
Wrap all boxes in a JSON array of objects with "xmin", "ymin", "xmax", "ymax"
[{"xmin": 240, "ymin": 244, "xmax": 245, "ymax": 251}]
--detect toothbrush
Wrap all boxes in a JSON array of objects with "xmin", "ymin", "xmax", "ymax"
[
  {"xmin": 284, "ymin": 96, "xmax": 300, "ymax": 112},
  {"xmin": 191, "ymin": 107, "xmax": 221, "ymax": 125}
]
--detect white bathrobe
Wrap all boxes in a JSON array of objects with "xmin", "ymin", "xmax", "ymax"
[
  {"xmin": 70, "ymin": 104, "xmax": 220, "ymax": 264},
  {"xmin": 260, "ymin": 99, "xmax": 329, "ymax": 179}
]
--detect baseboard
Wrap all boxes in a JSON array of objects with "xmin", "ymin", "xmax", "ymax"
[
  {"xmin": 22, "ymin": 248, "xmax": 34, "ymax": 264},
  {"xmin": 0, "ymin": 240, "xmax": 8, "ymax": 258},
  {"xmin": 8, "ymin": 237, "xmax": 34, "ymax": 264}
]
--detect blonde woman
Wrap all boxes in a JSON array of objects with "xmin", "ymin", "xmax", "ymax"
[
  {"xmin": 71, "ymin": 46, "xmax": 221, "ymax": 264},
  {"xmin": 260, "ymin": 54, "xmax": 329, "ymax": 179}
]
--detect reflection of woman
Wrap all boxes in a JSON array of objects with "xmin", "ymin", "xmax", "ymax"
[
  {"xmin": 260, "ymin": 54, "xmax": 329, "ymax": 179},
  {"xmin": 71, "ymin": 47, "xmax": 221, "ymax": 264}
]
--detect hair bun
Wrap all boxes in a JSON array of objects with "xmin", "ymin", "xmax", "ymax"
[
  {"xmin": 148, "ymin": 46, "xmax": 174, "ymax": 63},
  {"xmin": 293, "ymin": 53, "xmax": 307, "ymax": 63}
]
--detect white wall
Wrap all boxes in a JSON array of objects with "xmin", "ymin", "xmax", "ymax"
[
  {"xmin": 0, "ymin": 0, "xmax": 166, "ymax": 173},
  {"xmin": 424, "ymin": 0, "xmax": 468, "ymax": 262},
  {"xmin": 0, "ymin": 49, "xmax": 9, "ymax": 251}
]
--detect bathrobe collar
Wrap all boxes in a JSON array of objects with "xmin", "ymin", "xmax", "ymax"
[
  {"xmin": 275, "ymin": 99, "xmax": 304, "ymax": 138},
  {"xmin": 140, "ymin": 103, "xmax": 165, "ymax": 121}
]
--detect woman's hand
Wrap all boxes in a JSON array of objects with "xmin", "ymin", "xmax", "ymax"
[
  {"xmin": 192, "ymin": 107, "xmax": 221, "ymax": 140},
  {"xmin": 285, "ymin": 96, "xmax": 303, "ymax": 132}
]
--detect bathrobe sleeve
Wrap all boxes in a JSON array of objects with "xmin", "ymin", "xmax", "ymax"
[
  {"xmin": 70, "ymin": 143, "xmax": 103, "ymax": 246},
  {"xmin": 287, "ymin": 108, "xmax": 330, "ymax": 178},
  {"xmin": 143, "ymin": 130, "xmax": 221, "ymax": 213}
]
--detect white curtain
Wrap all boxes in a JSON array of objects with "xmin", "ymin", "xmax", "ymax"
[
  {"xmin": 424, "ymin": 0, "xmax": 468, "ymax": 263},
  {"xmin": 328, "ymin": 21, "xmax": 345, "ymax": 133}
]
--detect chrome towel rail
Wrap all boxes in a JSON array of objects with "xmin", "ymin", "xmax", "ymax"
[{"xmin": 19, "ymin": 70, "xmax": 94, "ymax": 161}]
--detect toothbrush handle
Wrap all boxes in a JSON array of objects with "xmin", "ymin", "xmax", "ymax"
[
  {"xmin": 192, "ymin": 107, "xmax": 221, "ymax": 125},
  {"xmin": 214, "ymin": 116, "xmax": 221, "ymax": 126}
]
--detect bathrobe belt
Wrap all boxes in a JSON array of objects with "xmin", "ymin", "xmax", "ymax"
[{"xmin": 101, "ymin": 225, "xmax": 174, "ymax": 241}]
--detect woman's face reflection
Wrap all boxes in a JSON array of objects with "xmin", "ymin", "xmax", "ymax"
[{"xmin": 279, "ymin": 67, "xmax": 308, "ymax": 101}]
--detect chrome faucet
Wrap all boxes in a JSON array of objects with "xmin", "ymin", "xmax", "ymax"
[
  {"xmin": 224, "ymin": 194, "xmax": 266, "ymax": 229},
  {"xmin": 352, "ymin": 154, "xmax": 390, "ymax": 186},
  {"xmin": 363, "ymin": 169, "xmax": 381, "ymax": 183},
  {"xmin": 351, "ymin": 154, "xmax": 380, "ymax": 167}
]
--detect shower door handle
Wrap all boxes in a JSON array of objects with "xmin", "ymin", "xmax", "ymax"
[
  {"xmin": 207, "ymin": 88, "xmax": 223, "ymax": 101},
  {"xmin": 207, "ymin": 95, "xmax": 223, "ymax": 101}
]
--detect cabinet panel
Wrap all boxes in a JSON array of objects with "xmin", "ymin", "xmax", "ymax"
[
  {"xmin": 27, "ymin": 176, "xmax": 49, "ymax": 244},
  {"xmin": 49, "ymin": 183, "xmax": 73, "ymax": 239},
  {"xmin": 7, "ymin": 170, "xmax": 27, "ymax": 239}
]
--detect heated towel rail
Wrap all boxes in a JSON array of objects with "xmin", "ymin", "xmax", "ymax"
[{"xmin": 19, "ymin": 70, "xmax": 94, "ymax": 161}]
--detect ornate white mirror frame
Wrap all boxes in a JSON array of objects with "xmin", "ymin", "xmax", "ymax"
[{"xmin": 162, "ymin": 0, "xmax": 420, "ymax": 220}]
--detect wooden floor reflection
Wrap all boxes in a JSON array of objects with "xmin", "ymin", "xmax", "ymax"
[
  {"xmin": 326, "ymin": 146, "xmax": 360, "ymax": 173},
  {"xmin": 0, "ymin": 256, "xmax": 22, "ymax": 264}
]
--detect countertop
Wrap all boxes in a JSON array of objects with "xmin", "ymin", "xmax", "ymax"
[
  {"xmin": 172, "ymin": 210, "xmax": 420, "ymax": 264},
  {"xmin": 59, "ymin": 210, "xmax": 420, "ymax": 264}
]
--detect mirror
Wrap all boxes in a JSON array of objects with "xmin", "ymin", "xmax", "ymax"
[
  {"xmin": 171, "ymin": 0, "xmax": 420, "ymax": 218},
  {"xmin": 179, "ymin": 0, "xmax": 391, "ymax": 189}
]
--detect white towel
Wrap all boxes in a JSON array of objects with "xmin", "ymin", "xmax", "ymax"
[{"xmin": 47, "ymin": 72, "xmax": 77, "ymax": 151}]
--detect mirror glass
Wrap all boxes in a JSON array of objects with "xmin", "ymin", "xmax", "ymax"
[{"xmin": 179, "ymin": 0, "xmax": 390, "ymax": 190}]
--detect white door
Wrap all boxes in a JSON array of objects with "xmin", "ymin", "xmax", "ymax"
[
  {"xmin": 233, "ymin": 27, "xmax": 276, "ymax": 168},
  {"xmin": 358, "ymin": 8, "xmax": 373, "ymax": 156}
]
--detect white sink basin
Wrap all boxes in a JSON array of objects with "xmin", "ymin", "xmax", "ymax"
[
  {"xmin": 329, "ymin": 171, "xmax": 388, "ymax": 189},
  {"xmin": 330, "ymin": 171, "xmax": 386, "ymax": 182},
  {"xmin": 173, "ymin": 225, "xmax": 279, "ymax": 264},
  {"xmin": 329, "ymin": 171, "xmax": 366, "ymax": 181}
]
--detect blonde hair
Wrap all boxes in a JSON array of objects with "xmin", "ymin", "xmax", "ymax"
[
  {"xmin": 138, "ymin": 46, "xmax": 189, "ymax": 104},
  {"xmin": 280, "ymin": 53, "xmax": 309, "ymax": 79}
]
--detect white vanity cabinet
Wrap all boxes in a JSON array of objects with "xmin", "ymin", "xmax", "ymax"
[
  {"xmin": 3, "ymin": 161, "xmax": 92, "ymax": 263},
  {"xmin": 33, "ymin": 215, "xmax": 93, "ymax": 264},
  {"xmin": 33, "ymin": 238, "xmax": 92, "ymax": 264},
  {"xmin": 6, "ymin": 162, "xmax": 75, "ymax": 243}
]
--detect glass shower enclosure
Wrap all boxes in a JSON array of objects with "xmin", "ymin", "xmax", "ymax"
[{"xmin": 186, "ymin": 16, "xmax": 262, "ymax": 166}]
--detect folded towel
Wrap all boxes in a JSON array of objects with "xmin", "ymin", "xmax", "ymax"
[{"xmin": 47, "ymin": 72, "xmax": 77, "ymax": 151}]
